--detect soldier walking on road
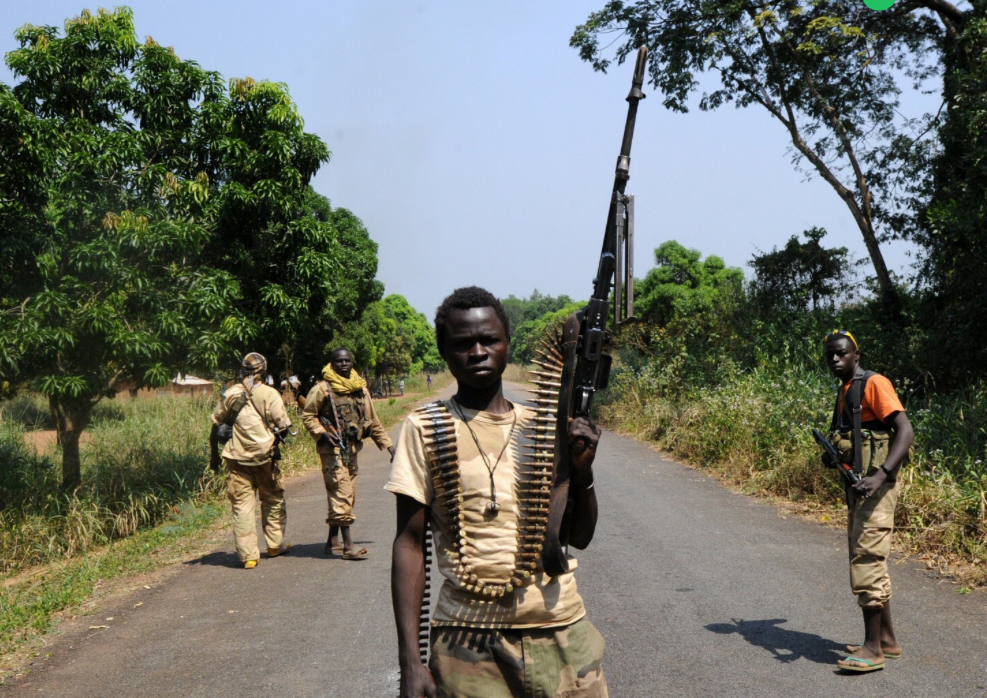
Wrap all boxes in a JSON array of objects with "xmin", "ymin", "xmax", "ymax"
[
  {"xmin": 302, "ymin": 348, "xmax": 395, "ymax": 559},
  {"xmin": 388, "ymin": 287, "xmax": 607, "ymax": 697},
  {"xmin": 823, "ymin": 330, "xmax": 914, "ymax": 673},
  {"xmin": 209, "ymin": 353, "xmax": 292, "ymax": 569}
]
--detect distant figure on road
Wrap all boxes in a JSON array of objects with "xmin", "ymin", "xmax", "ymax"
[
  {"xmin": 209, "ymin": 353, "xmax": 292, "ymax": 569},
  {"xmin": 399, "ymin": 378, "xmax": 405, "ymax": 396},
  {"xmin": 426, "ymin": 374, "xmax": 432, "ymax": 391},
  {"xmin": 302, "ymin": 348, "xmax": 395, "ymax": 559},
  {"xmin": 823, "ymin": 330, "xmax": 914, "ymax": 673},
  {"xmin": 387, "ymin": 287, "xmax": 607, "ymax": 697}
]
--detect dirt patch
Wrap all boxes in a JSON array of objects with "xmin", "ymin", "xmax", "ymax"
[{"xmin": 21, "ymin": 430, "xmax": 93, "ymax": 457}]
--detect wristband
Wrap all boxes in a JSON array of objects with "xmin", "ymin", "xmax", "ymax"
[{"xmin": 880, "ymin": 463, "xmax": 893, "ymax": 477}]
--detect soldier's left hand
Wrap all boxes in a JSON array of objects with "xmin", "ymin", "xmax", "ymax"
[
  {"xmin": 568, "ymin": 417, "xmax": 600, "ymax": 471},
  {"xmin": 852, "ymin": 470, "xmax": 886, "ymax": 498}
]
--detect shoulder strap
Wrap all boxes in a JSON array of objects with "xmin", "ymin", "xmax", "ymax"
[
  {"xmin": 225, "ymin": 389, "xmax": 249, "ymax": 426},
  {"xmin": 845, "ymin": 368, "xmax": 873, "ymax": 474}
]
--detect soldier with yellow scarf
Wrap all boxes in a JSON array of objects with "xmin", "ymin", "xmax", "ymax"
[{"xmin": 302, "ymin": 348, "xmax": 395, "ymax": 558}]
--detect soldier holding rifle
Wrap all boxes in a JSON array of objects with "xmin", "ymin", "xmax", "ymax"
[
  {"xmin": 302, "ymin": 348, "xmax": 394, "ymax": 559},
  {"xmin": 820, "ymin": 330, "xmax": 914, "ymax": 673},
  {"xmin": 387, "ymin": 288, "xmax": 606, "ymax": 697}
]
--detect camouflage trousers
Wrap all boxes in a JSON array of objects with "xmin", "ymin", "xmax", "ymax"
[
  {"xmin": 320, "ymin": 451, "xmax": 358, "ymax": 526},
  {"xmin": 848, "ymin": 475, "xmax": 901, "ymax": 608},
  {"xmin": 429, "ymin": 618, "xmax": 607, "ymax": 698},
  {"xmin": 225, "ymin": 459, "xmax": 286, "ymax": 562}
]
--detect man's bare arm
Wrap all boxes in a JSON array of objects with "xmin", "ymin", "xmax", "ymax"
[{"xmin": 391, "ymin": 494, "xmax": 437, "ymax": 698}]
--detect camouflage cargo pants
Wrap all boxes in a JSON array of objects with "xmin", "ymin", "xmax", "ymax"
[
  {"xmin": 225, "ymin": 459, "xmax": 286, "ymax": 562},
  {"xmin": 320, "ymin": 451, "xmax": 358, "ymax": 525},
  {"xmin": 429, "ymin": 618, "xmax": 607, "ymax": 697}
]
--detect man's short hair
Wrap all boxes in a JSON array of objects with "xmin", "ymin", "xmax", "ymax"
[
  {"xmin": 330, "ymin": 347, "xmax": 352, "ymax": 359},
  {"xmin": 434, "ymin": 286, "xmax": 511, "ymax": 354}
]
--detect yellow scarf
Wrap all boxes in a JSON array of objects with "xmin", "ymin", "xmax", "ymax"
[{"xmin": 322, "ymin": 364, "xmax": 368, "ymax": 394}]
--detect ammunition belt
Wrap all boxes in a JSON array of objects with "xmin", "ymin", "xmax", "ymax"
[{"xmin": 415, "ymin": 400, "xmax": 553, "ymax": 601}]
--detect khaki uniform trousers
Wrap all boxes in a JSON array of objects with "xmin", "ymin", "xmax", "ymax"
[
  {"xmin": 320, "ymin": 451, "xmax": 359, "ymax": 526},
  {"xmin": 225, "ymin": 459, "xmax": 286, "ymax": 562},
  {"xmin": 847, "ymin": 474, "xmax": 901, "ymax": 608},
  {"xmin": 429, "ymin": 618, "xmax": 608, "ymax": 698}
]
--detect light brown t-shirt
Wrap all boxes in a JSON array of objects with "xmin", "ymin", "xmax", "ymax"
[
  {"xmin": 386, "ymin": 399, "xmax": 586, "ymax": 629},
  {"xmin": 212, "ymin": 382, "xmax": 290, "ymax": 465}
]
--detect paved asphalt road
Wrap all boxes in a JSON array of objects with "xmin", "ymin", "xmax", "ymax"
[{"xmin": 3, "ymin": 383, "xmax": 986, "ymax": 697}]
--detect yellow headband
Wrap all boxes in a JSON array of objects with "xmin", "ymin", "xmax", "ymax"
[{"xmin": 824, "ymin": 329, "xmax": 858, "ymax": 350}]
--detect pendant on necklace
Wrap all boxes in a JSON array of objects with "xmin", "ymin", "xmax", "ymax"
[{"xmin": 486, "ymin": 500, "xmax": 501, "ymax": 514}]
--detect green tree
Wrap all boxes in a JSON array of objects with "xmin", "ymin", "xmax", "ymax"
[
  {"xmin": 511, "ymin": 301, "xmax": 587, "ymax": 365},
  {"xmin": 0, "ymin": 8, "xmax": 378, "ymax": 486},
  {"xmin": 571, "ymin": 1, "xmax": 965, "ymax": 302},
  {"xmin": 916, "ymin": 8, "xmax": 987, "ymax": 387},
  {"xmin": 635, "ymin": 241, "xmax": 744, "ymax": 327},
  {"xmin": 749, "ymin": 226, "xmax": 853, "ymax": 314}
]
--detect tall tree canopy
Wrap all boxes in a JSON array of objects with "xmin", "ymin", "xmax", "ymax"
[
  {"xmin": 749, "ymin": 226, "xmax": 853, "ymax": 314},
  {"xmin": 636, "ymin": 240, "xmax": 744, "ymax": 326},
  {"xmin": 571, "ymin": 0, "xmax": 969, "ymax": 302},
  {"xmin": 331, "ymin": 294, "xmax": 444, "ymax": 379},
  {"xmin": 0, "ymin": 8, "xmax": 380, "ymax": 486}
]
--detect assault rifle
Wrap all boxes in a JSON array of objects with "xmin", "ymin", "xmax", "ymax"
[
  {"xmin": 542, "ymin": 46, "xmax": 648, "ymax": 577},
  {"xmin": 812, "ymin": 428, "xmax": 861, "ymax": 488}
]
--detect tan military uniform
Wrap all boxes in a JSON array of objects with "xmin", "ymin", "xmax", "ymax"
[
  {"xmin": 301, "ymin": 381, "xmax": 392, "ymax": 525},
  {"xmin": 386, "ymin": 400, "xmax": 606, "ymax": 697},
  {"xmin": 829, "ymin": 372, "xmax": 908, "ymax": 608},
  {"xmin": 832, "ymin": 428, "xmax": 905, "ymax": 608},
  {"xmin": 212, "ymin": 382, "xmax": 291, "ymax": 562}
]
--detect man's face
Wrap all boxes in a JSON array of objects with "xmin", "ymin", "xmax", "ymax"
[
  {"xmin": 825, "ymin": 337, "xmax": 858, "ymax": 380},
  {"xmin": 331, "ymin": 350, "xmax": 354, "ymax": 378},
  {"xmin": 442, "ymin": 307, "xmax": 509, "ymax": 390}
]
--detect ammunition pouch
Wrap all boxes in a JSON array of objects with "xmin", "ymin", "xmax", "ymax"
[{"xmin": 830, "ymin": 428, "xmax": 907, "ymax": 481}]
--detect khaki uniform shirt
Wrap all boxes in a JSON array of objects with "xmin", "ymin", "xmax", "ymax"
[
  {"xmin": 301, "ymin": 381, "xmax": 393, "ymax": 456},
  {"xmin": 386, "ymin": 399, "xmax": 586, "ymax": 629},
  {"xmin": 212, "ymin": 382, "xmax": 290, "ymax": 465}
]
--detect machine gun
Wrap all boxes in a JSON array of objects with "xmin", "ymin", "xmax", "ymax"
[{"xmin": 541, "ymin": 46, "xmax": 648, "ymax": 577}]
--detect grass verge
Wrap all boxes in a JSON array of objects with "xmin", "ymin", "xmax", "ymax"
[
  {"xmin": 0, "ymin": 371, "xmax": 451, "ymax": 676},
  {"xmin": 599, "ymin": 357, "xmax": 987, "ymax": 586}
]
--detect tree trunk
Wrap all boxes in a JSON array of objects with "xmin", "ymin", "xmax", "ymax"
[{"xmin": 50, "ymin": 395, "xmax": 94, "ymax": 490}]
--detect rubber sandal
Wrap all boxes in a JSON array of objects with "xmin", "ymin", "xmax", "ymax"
[
  {"xmin": 837, "ymin": 656, "xmax": 886, "ymax": 673},
  {"xmin": 244, "ymin": 560, "xmax": 258, "ymax": 570},
  {"xmin": 342, "ymin": 547, "xmax": 369, "ymax": 560},
  {"xmin": 846, "ymin": 644, "xmax": 901, "ymax": 658}
]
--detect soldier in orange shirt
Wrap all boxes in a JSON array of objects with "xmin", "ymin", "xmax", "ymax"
[{"xmin": 824, "ymin": 330, "xmax": 914, "ymax": 673}]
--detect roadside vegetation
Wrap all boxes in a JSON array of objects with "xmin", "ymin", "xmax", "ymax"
[{"xmin": 0, "ymin": 371, "xmax": 449, "ymax": 666}]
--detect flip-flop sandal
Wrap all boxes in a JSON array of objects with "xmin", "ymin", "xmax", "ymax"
[
  {"xmin": 342, "ymin": 547, "xmax": 369, "ymax": 560},
  {"xmin": 846, "ymin": 644, "xmax": 902, "ymax": 658},
  {"xmin": 324, "ymin": 543, "xmax": 344, "ymax": 555},
  {"xmin": 837, "ymin": 656, "xmax": 886, "ymax": 673}
]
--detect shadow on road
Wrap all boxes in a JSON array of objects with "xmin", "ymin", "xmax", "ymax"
[
  {"xmin": 705, "ymin": 618, "xmax": 846, "ymax": 665},
  {"xmin": 184, "ymin": 551, "xmax": 240, "ymax": 568}
]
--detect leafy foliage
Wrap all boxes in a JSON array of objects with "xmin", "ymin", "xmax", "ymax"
[
  {"xmin": 570, "ymin": 0, "xmax": 957, "ymax": 299},
  {"xmin": 0, "ymin": 8, "xmax": 380, "ymax": 485},
  {"xmin": 331, "ymin": 294, "xmax": 444, "ymax": 378},
  {"xmin": 501, "ymin": 290, "xmax": 574, "ymax": 339},
  {"xmin": 635, "ymin": 240, "xmax": 744, "ymax": 326},
  {"xmin": 749, "ymin": 226, "xmax": 853, "ymax": 314},
  {"xmin": 511, "ymin": 301, "xmax": 586, "ymax": 365}
]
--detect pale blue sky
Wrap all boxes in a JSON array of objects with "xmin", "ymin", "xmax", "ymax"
[{"xmin": 0, "ymin": 1, "xmax": 933, "ymax": 319}]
